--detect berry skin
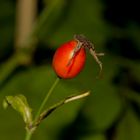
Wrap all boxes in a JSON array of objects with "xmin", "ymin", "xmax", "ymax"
[{"xmin": 52, "ymin": 40, "xmax": 86, "ymax": 79}]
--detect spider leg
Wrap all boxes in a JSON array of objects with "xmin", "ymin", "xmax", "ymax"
[
  {"xmin": 89, "ymin": 49, "xmax": 104, "ymax": 78},
  {"xmin": 95, "ymin": 53, "xmax": 105, "ymax": 56},
  {"xmin": 67, "ymin": 40, "xmax": 83, "ymax": 66},
  {"xmin": 74, "ymin": 34, "xmax": 104, "ymax": 77}
]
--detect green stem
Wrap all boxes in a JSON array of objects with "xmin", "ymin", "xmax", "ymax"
[
  {"xmin": 0, "ymin": 55, "xmax": 19, "ymax": 86},
  {"xmin": 34, "ymin": 77, "xmax": 60, "ymax": 123},
  {"xmin": 25, "ymin": 131, "xmax": 33, "ymax": 140},
  {"xmin": 24, "ymin": 77, "xmax": 60, "ymax": 140}
]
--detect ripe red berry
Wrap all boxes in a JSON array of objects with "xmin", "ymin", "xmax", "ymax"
[
  {"xmin": 52, "ymin": 40, "xmax": 86, "ymax": 79},
  {"xmin": 52, "ymin": 34, "xmax": 104, "ymax": 79}
]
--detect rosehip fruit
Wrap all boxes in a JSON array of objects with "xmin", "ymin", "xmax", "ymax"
[
  {"xmin": 52, "ymin": 40, "xmax": 86, "ymax": 79},
  {"xmin": 52, "ymin": 34, "xmax": 104, "ymax": 79}
]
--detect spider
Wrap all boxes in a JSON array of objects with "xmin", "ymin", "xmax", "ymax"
[{"xmin": 68, "ymin": 34, "xmax": 104, "ymax": 77}]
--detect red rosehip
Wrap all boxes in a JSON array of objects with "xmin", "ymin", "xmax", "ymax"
[{"xmin": 52, "ymin": 40, "xmax": 86, "ymax": 79}]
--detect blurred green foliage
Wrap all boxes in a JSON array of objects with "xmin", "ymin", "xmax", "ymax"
[{"xmin": 0, "ymin": 0, "xmax": 140, "ymax": 140}]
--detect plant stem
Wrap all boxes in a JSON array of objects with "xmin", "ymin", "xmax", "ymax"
[
  {"xmin": 24, "ymin": 77, "xmax": 60, "ymax": 140},
  {"xmin": 34, "ymin": 77, "xmax": 60, "ymax": 123},
  {"xmin": 25, "ymin": 131, "xmax": 33, "ymax": 140},
  {"xmin": 0, "ymin": 54, "xmax": 19, "ymax": 86}
]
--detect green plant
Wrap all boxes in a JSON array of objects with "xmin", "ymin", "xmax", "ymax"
[{"xmin": 3, "ymin": 34, "xmax": 104, "ymax": 140}]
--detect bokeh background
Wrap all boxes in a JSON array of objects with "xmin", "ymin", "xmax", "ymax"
[{"xmin": 0, "ymin": 0, "xmax": 140, "ymax": 140}]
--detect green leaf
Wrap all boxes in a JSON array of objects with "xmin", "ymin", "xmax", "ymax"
[
  {"xmin": 3, "ymin": 99, "xmax": 9, "ymax": 109},
  {"xmin": 115, "ymin": 108, "xmax": 140, "ymax": 140},
  {"xmin": 3, "ymin": 94, "xmax": 32, "ymax": 126}
]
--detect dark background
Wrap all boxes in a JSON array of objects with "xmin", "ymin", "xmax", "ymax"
[{"xmin": 0, "ymin": 0, "xmax": 140, "ymax": 140}]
